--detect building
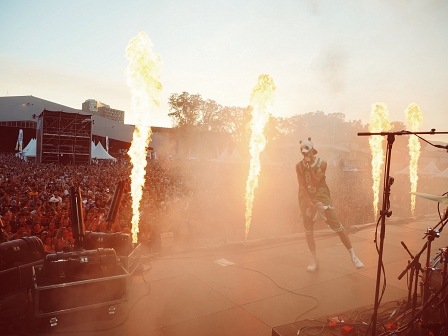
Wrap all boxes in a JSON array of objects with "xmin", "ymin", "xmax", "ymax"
[
  {"xmin": 0, "ymin": 95, "xmax": 175, "ymax": 159},
  {"xmin": 82, "ymin": 99, "xmax": 125, "ymax": 123}
]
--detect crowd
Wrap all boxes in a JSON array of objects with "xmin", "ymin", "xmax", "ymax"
[
  {"xmin": 328, "ymin": 168, "xmax": 374, "ymax": 227},
  {"xmin": 327, "ymin": 165, "xmax": 447, "ymax": 226},
  {"xmin": 1, "ymin": 151, "xmax": 441, "ymax": 253},
  {"xmin": 0, "ymin": 153, "xmax": 193, "ymax": 253}
]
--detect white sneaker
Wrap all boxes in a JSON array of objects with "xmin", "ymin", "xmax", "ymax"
[
  {"xmin": 307, "ymin": 261, "xmax": 319, "ymax": 272},
  {"xmin": 352, "ymin": 256, "xmax": 364, "ymax": 269}
]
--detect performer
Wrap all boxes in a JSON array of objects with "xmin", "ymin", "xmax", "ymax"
[{"xmin": 296, "ymin": 138, "xmax": 364, "ymax": 272}]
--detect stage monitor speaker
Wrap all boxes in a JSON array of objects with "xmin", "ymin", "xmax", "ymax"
[{"xmin": 0, "ymin": 236, "xmax": 44, "ymax": 298}]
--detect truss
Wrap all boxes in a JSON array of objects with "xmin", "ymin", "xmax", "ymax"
[{"xmin": 36, "ymin": 110, "xmax": 92, "ymax": 165}]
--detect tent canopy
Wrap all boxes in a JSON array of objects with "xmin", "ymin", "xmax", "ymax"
[
  {"xmin": 420, "ymin": 161, "xmax": 441, "ymax": 175},
  {"xmin": 21, "ymin": 138, "xmax": 35, "ymax": 153},
  {"xmin": 16, "ymin": 138, "xmax": 36, "ymax": 159},
  {"xmin": 91, "ymin": 142, "xmax": 117, "ymax": 161},
  {"xmin": 228, "ymin": 149, "xmax": 244, "ymax": 162},
  {"xmin": 23, "ymin": 139, "xmax": 36, "ymax": 157},
  {"xmin": 395, "ymin": 161, "xmax": 441, "ymax": 176},
  {"xmin": 434, "ymin": 167, "xmax": 448, "ymax": 179}
]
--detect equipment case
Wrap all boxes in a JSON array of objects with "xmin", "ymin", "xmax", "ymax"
[{"xmin": 32, "ymin": 264, "xmax": 129, "ymax": 318}]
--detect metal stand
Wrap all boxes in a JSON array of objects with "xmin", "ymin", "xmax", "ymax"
[
  {"xmin": 398, "ymin": 241, "xmax": 426, "ymax": 321},
  {"xmin": 372, "ymin": 132, "xmax": 394, "ymax": 335},
  {"xmin": 358, "ymin": 129, "xmax": 448, "ymax": 335}
]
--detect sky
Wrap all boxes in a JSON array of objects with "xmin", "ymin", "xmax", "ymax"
[{"xmin": 1, "ymin": 0, "xmax": 447, "ymax": 142}]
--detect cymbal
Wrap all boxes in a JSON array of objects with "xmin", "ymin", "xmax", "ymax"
[{"xmin": 411, "ymin": 192, "xmax": 448, "ymax": 204}]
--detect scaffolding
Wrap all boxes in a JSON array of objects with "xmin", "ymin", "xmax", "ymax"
[{"xmin": 36, "ymin": 110, "xmax": 92, "ymax": 165}]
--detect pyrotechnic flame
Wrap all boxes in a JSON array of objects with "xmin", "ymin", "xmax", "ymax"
[
  {"xmin": 244, "ymin": 74, "xmax": 276, "ymax": 241},
  {"xmin": 368, "ymin": 103, "xmax": 392, "ymax": 219},
  {"xmin": 405, "ymin": 103, "xmax": 423, "ymax": 216},
  {"xmin": 125, "ymin": 32, "xmax": 162, "ymax": 243}
]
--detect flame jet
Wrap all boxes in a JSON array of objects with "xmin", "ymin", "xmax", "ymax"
[
  {"xmin": 368, "ymin": 103, "xmax": 392, "ymax": 219},
  {"xmin": 405, "ymin": 103, "xmax": 423, "ymax": 216},
  {"xmin": 244, "ymin": 74, "xmax": 276, "ymax": 241},
  {"xmin": 125, "ymin": 32, "xmax": 163, "ymax": 243}
]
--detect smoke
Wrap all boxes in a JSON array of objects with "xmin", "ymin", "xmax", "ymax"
[{"xmin": 315, "ymin": 45, "xmax": 349, "ymax": 94}]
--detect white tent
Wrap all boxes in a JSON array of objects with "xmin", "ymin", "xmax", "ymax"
[
  {"xmin": 396, "ymin": 161, "xmax": 441, "ymax": 176},
  {"xmin": 218, "ymin": 147, "xmax": 229, "ymax": 161},
  {"xmin": 433, "ymin": 168, "xmax": 448, "ymax": 179},
  {"xmin": 91, "ymin": 142, "xmax": 117, "ymax": 162},
  {"xmin": 23, "ymin": 139, "xmax": 36, "ymax": 158},
  {"xmin": 16, "ymin": 138, "xmax": 36, "ymax": 160},
  {"xmin": 395, "ymin": 165, "xmax": 410, "ymax": 175},
  {"xmin": 21, "ymin": 138, "xmax": 34, "ymax": 153},
  {"xmin": 419, "ymin": 161, "xmax": 441, "ymax": 175},
  {"xmin": 228, "ymin": 149, "xmax": 244, "ymax": 163},
  {"xmin": 16, "ymin": 138, "xmax": 33, "ymax": 156}
]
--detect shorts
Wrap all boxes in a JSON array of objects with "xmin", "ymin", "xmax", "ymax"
[{"xmin": 302, "ymin": 207, "xmax": 344, "ymax": 234}]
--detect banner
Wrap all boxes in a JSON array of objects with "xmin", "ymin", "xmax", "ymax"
[{"xmin": 15, "ymin": 129, "xmax": 23, "ymax": 151}]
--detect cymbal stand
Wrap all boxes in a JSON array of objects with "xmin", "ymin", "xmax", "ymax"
[
  {"xmin": 437, "ymin": 248, "xmax": 448, "ymax": 322},
  {"xmin": 414, "ymin": 215, "xmax": 448, "ymax": 333},
  {"xmin": 422, "ymin": 228, "xmax": 440, "ymax": 322},
  {"xmin": 398, "ymin": 241, "xmax": 427, "ymax": 321},
  {"xmin": 421, "ymin": 213, "xmax": 448, "ymax": 321},
  {"xmin": 400, "ymin": 283, "xmax": 448, "ymax": 334}
]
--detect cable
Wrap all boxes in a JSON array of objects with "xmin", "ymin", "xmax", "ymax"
[
  {"xmin": 148, "ymin": 250, "xmax": 321, "ymax": 323},
  {"xmin": 298, "ymin": 323, "xmax": 326, "ymax": 336},
  {"xmin": 298, "ymin": 321, "xmax": 377, "ymax": 336},
  {"xmin": 225, "ymin": 264, "xmax": 320, "ymax": 321},
  {"xmin": 144, "ymin": 242, "xmax": 322, "ymax": 323},
  {"xmin": 144, "ymin": 226, "xmax": 380, "ymax": 325},
  {"xmin": 26, "ymin": 224, "xmax": 382, "ymax": 334}
]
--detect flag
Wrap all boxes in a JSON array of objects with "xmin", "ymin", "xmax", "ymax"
[{"xmin": 15, "ymin": 129, "xmax": 23, "ymax": 151}]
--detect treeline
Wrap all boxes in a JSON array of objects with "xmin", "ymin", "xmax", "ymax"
[{"xmin": 167, "ymin": 92, "xmax": 406, "ymax": 159}]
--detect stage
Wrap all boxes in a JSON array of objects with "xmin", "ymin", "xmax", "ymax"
[{"xmin": 3, "ymin": 214, "xmax": 445, "ymax": 336}]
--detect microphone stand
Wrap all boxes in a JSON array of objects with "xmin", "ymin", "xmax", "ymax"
[{"xmin": 357, "ymin": 129, "xmax": 448, "ymax": 335}]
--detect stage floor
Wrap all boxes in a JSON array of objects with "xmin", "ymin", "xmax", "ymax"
[{"xmin": 23, "ymin": 214, "xmax": 446, "ymax": 336}]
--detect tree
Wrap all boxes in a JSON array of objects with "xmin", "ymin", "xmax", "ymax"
[
  {"xmin": 168, "ymin": 92, "xmax": 247, "ymax": 158},
  {"xmin": 167, "ymin": 92, "xmax": 382, "ymax": 159},
  {"xmin": 168, "ymin": 92, "xmax": 202, "ymax": 128},
  {"xmin": 168, "ymin": 92, "xmax": 203, "ymax": 157},
  {"xmin": 197, "ymin": 99, "xmax": 222, "ymax": 132},
  {"xmin": 264, "ymin": 115, "xmax": 283, "ymax": 145},
  {"xmin": 390, "ymin": 121, "xmax": 406, "ymax": 132}
]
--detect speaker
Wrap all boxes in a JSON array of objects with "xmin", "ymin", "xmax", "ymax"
[{"xmin": 0, "ymin": 236, "xmax": 44, "ymax": 298}]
